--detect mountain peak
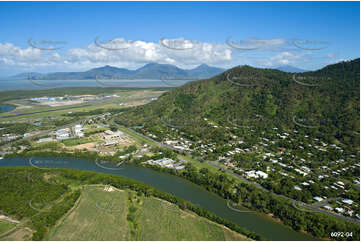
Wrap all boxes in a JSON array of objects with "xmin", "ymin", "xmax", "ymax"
[
  {"xmin": 9, "ymin": 62, "xmax": 226, "ymax": 80},
  {"xmin": 93, "ymin": 65, "xmax": 119, "ymax": 70},
  {"xmin": 143, "ymin": 62, "xmax": 158, "ymax": 67}
]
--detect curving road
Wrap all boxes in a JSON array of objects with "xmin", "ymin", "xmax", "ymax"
[{"xmin": 113, "ymin": 123, "xmax": 360, "ymax": 224}]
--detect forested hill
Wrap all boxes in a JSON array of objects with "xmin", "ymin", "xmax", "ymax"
[{"xmin": 115, "ymin": 58, "xmax": 360, "ymax": 149}]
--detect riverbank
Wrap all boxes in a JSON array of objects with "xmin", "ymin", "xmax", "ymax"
[
  {"xmin": 4, "ymin": 151, "xmax": 360, "ymax": 240},
  {"xmin": 0, "ymin": 160, "xmax": 263, "ymax": 240},
  {"xmin": 139, "ymin": 162, "xmax": 361, "ymax": 240},
  {"xmin": 0, "ymin": 156, "xmax": 318, "ymax": 240},
  {"xmin": 4, "ymin": 152, "xmax": 359, "ymax": 240},
  {"xmin": 47, "ymin": 184, "xmax": 250, "ymax": 241}
]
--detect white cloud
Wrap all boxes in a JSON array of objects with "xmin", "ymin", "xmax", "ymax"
[{"xmin": 0, "ymin": 37, "xmax": 342, "ymax": 75}]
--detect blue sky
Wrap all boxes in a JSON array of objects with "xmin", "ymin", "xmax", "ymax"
[{"xmin": 0, "ymin": 1, "xmax": 359, "ymax": 76}]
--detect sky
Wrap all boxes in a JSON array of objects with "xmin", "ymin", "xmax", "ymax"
[{"xmin": 0, "ymin": 1, "xmax": 359, "ymax": 76}]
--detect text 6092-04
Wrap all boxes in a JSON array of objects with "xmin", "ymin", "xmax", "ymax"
[{"xmin": 330, "ymin": 232, "xmax": 353, "ymax": 238}]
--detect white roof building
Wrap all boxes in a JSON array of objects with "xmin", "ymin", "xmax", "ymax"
[
  {"xmin": 301, "ymin": 166, "xmax": 311, "ymax": 173},
  {"xmin": 294, "ymin": 168, "xmax": 308, "ymax": 176},
  {"xmin": 323, "ymin": 205, "xmax": 332, "ymax": 210},
  {"xmin": 57, "ymin": 133, "xmax": 69, "ymax": 140},
  {"xmin": 256, "ymin": 171, "xmax": 268, "ymax": 179},
  {"xmin": 38, "ymin": 137, "xmax": 54, "ymax": 143},
  {"xmin": 337, "ymin": 181, "xmax": 345, "ymax": 186},
  {"xmin": 294, "ymin": 185, "xmax": 302, "ymax": 191},
  {"xmin": 245, "ymin": 170, "xmax": 257, "ymax": 178},
  {"xmin": 335, "ymin": 207, "xmax": 345, "ymax": 213},
  {"xmin": 313, "ymin": 196, "xmax": 323, "ymax": 202},
  {"xmin": 342, "ymin": 199, "xmax": 353, "ymax": 205}
]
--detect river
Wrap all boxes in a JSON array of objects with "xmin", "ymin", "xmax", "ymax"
[{"xmin": 0, "ymin": 157, "xmax": 315, "ymax": 241}]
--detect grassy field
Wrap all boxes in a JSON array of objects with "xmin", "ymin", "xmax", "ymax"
[
  {"xmin": 62, "ymin": 137, "xmax": 92, "ymax": 147},
  {"xmin": 48, "ymin": 185, "xmax": 249, "ymax": 241},
  {"xmin": 0, "ymin": 220, "xmax": 14, "ymax": 235},
  {"xmin": 48, "ymin": 186, "xmax": 130, "ymax": 241},
  {"xmin": 116, "ymin": 126, "xmax": 158, "ymax": 146},
  {"xmin": 135, "ymin": 197, "xmax": 248, "ymax": 241},
  {"xmin": 0, "ymin": 227, "xmax": 32, "ymax": 241}
]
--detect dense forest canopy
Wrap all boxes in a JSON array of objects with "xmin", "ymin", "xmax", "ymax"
[{"xmin": 115, "ymin": 59, "xmax": 360, "ymax": 149}]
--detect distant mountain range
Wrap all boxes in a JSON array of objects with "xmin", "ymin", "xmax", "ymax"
[
  {"xmin": 6, "ymin": 63, "xmax": 309, "ymax": 81},
  {"xmin": 8, "ymin": 63, "xmax": 226, "ymax": 80}
]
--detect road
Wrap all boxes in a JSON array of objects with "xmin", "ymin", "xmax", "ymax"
[
  {"xmin": 114, "ymin": 123, "xmax": 360, "ymax": 224},
  {"xmin": 4, "ymin": 116, "xmax": 359, "ymax": 225},
  {"xmin": 204, "ymin": 159, "xmax": 359, "ymax": 224},
  {"xmin": 0, "ymin": 217, "xmax": 29, "ymax": 239}
]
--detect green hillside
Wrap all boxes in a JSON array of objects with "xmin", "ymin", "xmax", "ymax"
[{"xmin": 115, "ymin": 59, "xmax": 360, "ymax": 150}]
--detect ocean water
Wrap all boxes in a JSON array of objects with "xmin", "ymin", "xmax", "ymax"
[{"xmin": 0, "ymin": 79, "xmax": 192, "ymax": 91}]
